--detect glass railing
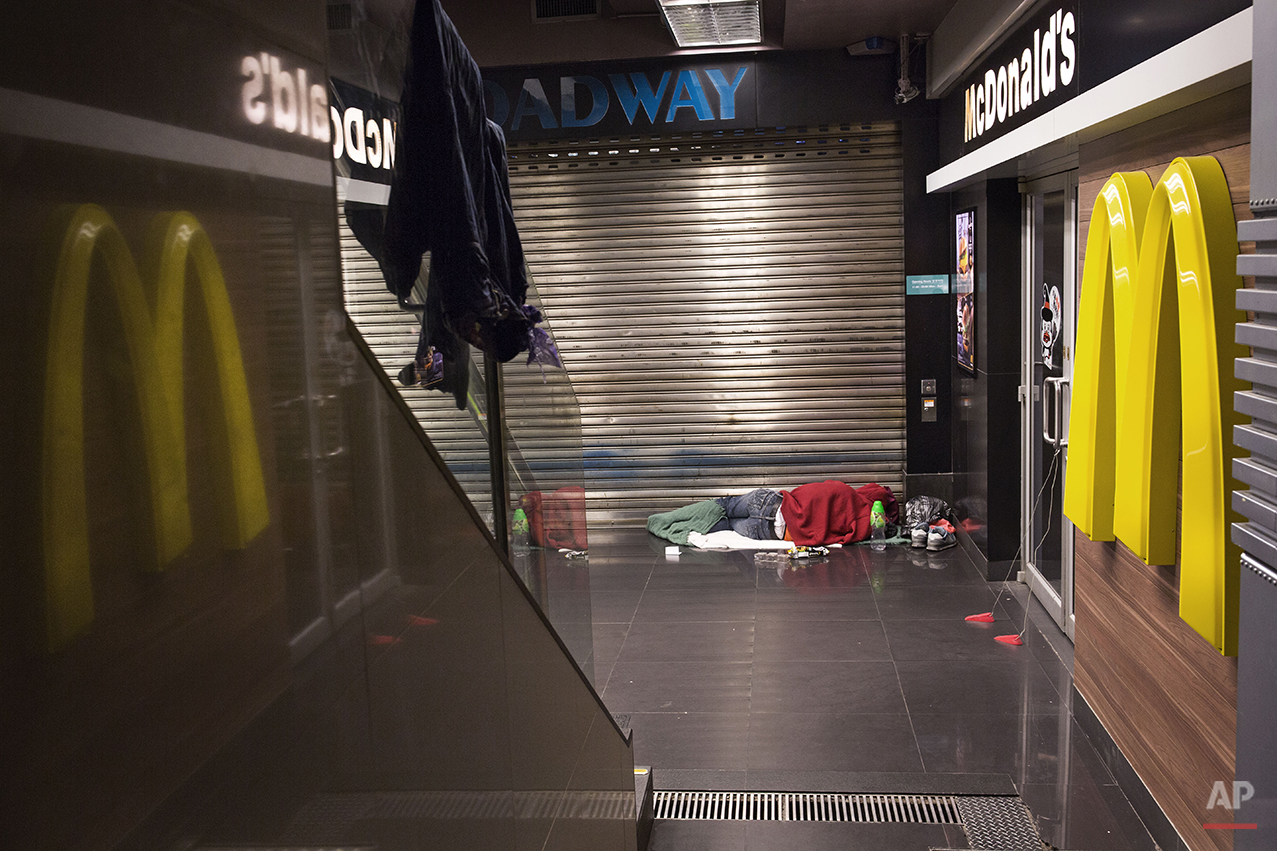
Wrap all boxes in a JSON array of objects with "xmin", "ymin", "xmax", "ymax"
[
  {"xmin": 499, "ymin": 284, "xmax": 594, "ymax": 680},
  {"xmin": 335, "ymin": 189, "xmax": 596, "ymax": 680},
  {"xmin": 337, "ymin": 201, "xmax": 496, "ymax": 528}
]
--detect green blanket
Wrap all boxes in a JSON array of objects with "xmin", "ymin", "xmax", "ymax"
[{"xmin": 646, "ymin": 500, "xmax": 727, "ymax": 545}]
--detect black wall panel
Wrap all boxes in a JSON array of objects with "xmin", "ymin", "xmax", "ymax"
[{"xmin": 949, "ymin": 178, "xmax": 1021, "ymax": 578}]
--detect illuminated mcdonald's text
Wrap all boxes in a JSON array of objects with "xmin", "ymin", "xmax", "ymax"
[
  {"xmin": 964, "ymin": 6, "xmax": 1076, "ymax": 143},
  {"xmin": 241, "ymin": 53, "xmax": 330, "ymax": 142},
  {"xmin": 330, "ymin": 105, "xmax": 396, "ymax": 170}
]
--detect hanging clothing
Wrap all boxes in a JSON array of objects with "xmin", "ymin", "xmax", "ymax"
[
  {"xmin": 413, "ymin": 263, "xmax": 473, "ymax": 408},
  {"xmin": 382, "ymin": 0, "xmax": 540, "ymax": 363},
  {"xmin": 345, "ymin": 199, "xmax": 471, "ymax": 409}
]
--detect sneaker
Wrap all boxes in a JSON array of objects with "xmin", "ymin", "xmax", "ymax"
[
  {"xmin": 926, "ymin": 519, "xmax": 957, "ymax": 551},
  {"xmin": 910, "ymin": 525, "xmax": 929, "ymax": 548}
]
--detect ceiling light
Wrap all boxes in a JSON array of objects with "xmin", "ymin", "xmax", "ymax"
[{"xmin": 657, "ymin": 0, "xmax": 761, "ymax": 48}]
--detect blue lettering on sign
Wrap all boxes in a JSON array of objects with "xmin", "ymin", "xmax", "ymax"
[
  {"xmin": 560, "ymin": 75, "xmax": 609, "ymax": 128},
  {"xmin": 609, "ymin": 71, "xmax": 671, "ymax": 124},
  {"xmin": 484, "ymin": 79, "xmax": 510, "ymax": 126},
  {"xmin": 705, "ymin": 67, "xmax": 747, "ymax": 121},
  {"xmin": 666, "ymin": 69, "xmax": 713, "ymax": 121},
  {"xmin": 512, "ymin": 78, "xmax": 557, "ymax": 130},
  {"xmin": 490, "ymin": 66, "xmax": 750, "ymax": 132}
]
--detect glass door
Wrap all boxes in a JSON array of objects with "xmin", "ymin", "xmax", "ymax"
[{"xmin": 1021, "ymin": 175, "xmax": 1076, "ymax": 639}]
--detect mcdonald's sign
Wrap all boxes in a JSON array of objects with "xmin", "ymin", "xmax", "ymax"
[
  {"xmin": 43, "ymin": 204, "xmax": 269, "ymax": 652},
  {"xmin": 1063, "ymin": 156, "xmax": 1247, "ymax": 655}
]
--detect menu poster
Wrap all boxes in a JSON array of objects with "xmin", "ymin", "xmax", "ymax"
[{"xmin": 955, "ymin": 209, "xmax": 976, "ymax": 374}]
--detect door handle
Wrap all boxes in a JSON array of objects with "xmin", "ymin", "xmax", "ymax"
[{"xmin": 1042, "ymin": 376, "xmax": 1069, "ymax": 448}]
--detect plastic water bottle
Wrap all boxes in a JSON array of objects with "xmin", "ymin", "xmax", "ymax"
[
  {"xmin": 511, "ymin": 507, "xmax": 530, "ymax": 551},
  {"xmin": 869, "ymin": 500, "xmax": 887, "ymax": 551}
]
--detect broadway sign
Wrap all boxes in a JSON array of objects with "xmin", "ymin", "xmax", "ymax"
[{"xmin": 482, "ymin": 61, "xmax": 757, "ymax": 139}]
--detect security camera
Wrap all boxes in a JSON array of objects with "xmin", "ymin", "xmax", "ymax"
[{"xmin": 895, "ymin": 33, "xmax": 921, "ymax": 105}]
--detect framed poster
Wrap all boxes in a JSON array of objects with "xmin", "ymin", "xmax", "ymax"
[{"xmin": 955, "ymin": 209, "xmax": 976, "ymax": 374}]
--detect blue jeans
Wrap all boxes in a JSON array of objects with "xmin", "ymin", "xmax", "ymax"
[{"xmin": 715, "ymin": 489, "xmax": 783, "ymax": 540}]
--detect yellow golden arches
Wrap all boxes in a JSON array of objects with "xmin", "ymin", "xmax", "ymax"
[
  {"xmin": 1062, "ymin": 171, "xmax": 1152, "ymax": 542},
  {"xmin": 1114, "ymin": 156, "xmax": 1248, "ymax": 654},
  {"xmin": 1063, "ymin": 157, "xmax": 1248, "ymax": 655},
  {"xmin": 43, "ymin": 205, "xmax": 268, "ymax": 652}
]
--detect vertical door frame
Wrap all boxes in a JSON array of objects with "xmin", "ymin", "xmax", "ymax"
[{"xmin": 1019, "ymin": 171, "xmax": 1077, "ymax": 640}]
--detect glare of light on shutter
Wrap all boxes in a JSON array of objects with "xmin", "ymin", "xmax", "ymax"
[{"xmin": 657, "ymin": 0, "xmax": 761, "ymax": 47}]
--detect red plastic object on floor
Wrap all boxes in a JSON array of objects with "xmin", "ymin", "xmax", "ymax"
[
  {"xmin": 995, "ymin": 634, "xmax": 1024, "ymax": 645},
  {"xmin": 965, "ymin": 612, "xmax": 995, "ymax": 623}
]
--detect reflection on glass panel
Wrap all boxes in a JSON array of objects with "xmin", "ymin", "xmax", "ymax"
[
  {"xmin": 309, "ymin": 222, "xmax": 366, "ymax": 618},
  {"xmin": 1029, "ymin": 191, "xmax": 1065, "ymax": 594},
  {"xmin": 260, "ymin": 216, "xmax": 329, "ymax": 638},
  {"xmin": 335, "ymin": 187, "xmax": 596, "ymax": 678},
  {"xmin": 337, "ymin": 193, "xmax": 496, "ymax": 532},
  {"xmin": 3, "ymin": 0, "xmax": 631, "ymax": 848},
  {"xmin": 3, "ymin": 173, "xmax": 295, "ymax": 849},
  {"xmin": 504, "ymin": 276, "xmax": 595, "ymax": 681}
]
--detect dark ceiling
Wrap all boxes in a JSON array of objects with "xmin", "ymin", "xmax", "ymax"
[{"xmin": 355, "ymin": 0, "xmax": 962, "ymax": 68}]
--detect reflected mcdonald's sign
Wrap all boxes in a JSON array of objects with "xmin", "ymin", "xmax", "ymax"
[
  {"xmin": 1063, "ymin": 156, "xmax": 1247, "ymax": 655},
  {"xmin": 44, "ymin": 204, "xmax": 269, "ymax": 652}
]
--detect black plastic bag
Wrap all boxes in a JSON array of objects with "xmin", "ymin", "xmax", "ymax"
[{"xmin": 903, "ymin": 496, "xmax": 954, "ymax": 530}]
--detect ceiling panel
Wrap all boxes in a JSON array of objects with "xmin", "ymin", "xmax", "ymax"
[
  {"xmin": 778, "ymin": 0, "xmax": 959, "ymax": 49},
  {"xmin": 348, "ymin": 0, "xmax": 961, "ymax": 70}
]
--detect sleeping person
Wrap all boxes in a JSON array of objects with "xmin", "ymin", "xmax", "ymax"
[{"xmin": 648, "ymin": 481, "xmax": 898, "ymax": 547}]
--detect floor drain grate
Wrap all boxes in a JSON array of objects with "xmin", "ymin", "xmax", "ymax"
[
  {"xmin": 652, "ymin": 791, "xmax": 962, "ymax": 823},
  {"xmin": 956, "ymin": 796, "xmax": 1041, "ymax": 850}
]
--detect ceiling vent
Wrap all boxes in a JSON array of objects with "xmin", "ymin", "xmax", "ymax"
[
  {"xmin": 533, "ymin": 0, "xmax": 600, "ymax": 21},
  {"xmin": 658, "ymin": 0, "xmax": 761, "ymax": 47},
  {"xmin": 327, "ymin": 3, "xmax": 354, "ymax": 31}
]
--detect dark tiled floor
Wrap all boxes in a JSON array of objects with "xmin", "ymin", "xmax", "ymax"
[{"xmin": 582, "ymin": 528, "xmax": 1160, "ymax": 851}]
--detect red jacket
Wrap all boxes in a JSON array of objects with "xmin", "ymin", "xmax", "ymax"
[{"xmin": 779, "ymin": 481, "xmax": 897, "ymax": 545}]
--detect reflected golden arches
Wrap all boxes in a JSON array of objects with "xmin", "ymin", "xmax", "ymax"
[
  {"xmin": 43, "ymin": 205, "xmax": 268, "ymax": 652},
  {"xmin": 147, "ymin": 212, "xmax": 269, "ymax": 550}
]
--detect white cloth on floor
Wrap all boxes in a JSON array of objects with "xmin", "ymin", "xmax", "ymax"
[{"xmin": 685, "ymin": 530, "xmax": 796, "ymax": 550}]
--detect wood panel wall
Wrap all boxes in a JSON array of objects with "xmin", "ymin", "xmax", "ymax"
[{"xmin": 1074, "ymin": 85, "xmax": 1249, "ymax": 851}]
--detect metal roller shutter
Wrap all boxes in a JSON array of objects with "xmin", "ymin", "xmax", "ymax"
[{"xmin": 506, "ymin": 123, "xmax": 906, "ymax": 527}]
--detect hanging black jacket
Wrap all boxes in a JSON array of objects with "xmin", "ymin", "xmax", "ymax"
[
  {"xmin": 345, "ymin": 199, "xmax": 471, "ymax": 409},
  {"xmin": 382, "ymin": 0, "xmax": 537, "ymax": 363}
]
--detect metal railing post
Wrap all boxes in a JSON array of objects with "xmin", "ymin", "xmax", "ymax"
[{"xmin": 484, "ymin": 351, "xmax": 509, "ymax": 555}]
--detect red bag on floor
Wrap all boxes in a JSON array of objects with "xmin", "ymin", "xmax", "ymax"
[{"xmin": 521, "ymin": 486, "xmax": 588, "ymax": 550}]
